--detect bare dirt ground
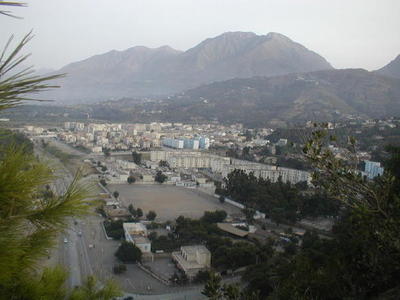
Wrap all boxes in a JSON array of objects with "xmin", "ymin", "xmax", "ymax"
[{"xmin": 108, "ymin": 184, "xmax": 241, "ymax": 221}]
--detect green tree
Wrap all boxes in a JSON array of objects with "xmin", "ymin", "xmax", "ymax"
[
  {"xmin": 0, "ymin": 11, "xmax": 121, "ymax": 299},
  {"xmin": 200, "ymin": 210, "xmax": 227, "ymax": 223},
  {"xmin": 103, "ymin": 220, "xmax": 124, "ymax": 240},
  {"xmin": 155, "ymin": 170, "xmax": 167, "ymax": 183},
  {"xmin": 159, "ymin": 160, "xmax": 169, "ymax": 167},
  {"xmin": 115, "ymin": 241, "xmax": 142, "ymax": 263},
  {"xmin": 136, "ymin": 208, "xmax": 143, "ymax": 218},
  {"xmin": 202, "ymin": 272, "xmax": 223, "ymax": 300},
  {"xmin": 146, "ymin": 210, "xmax": 157, "ymax": 221},
  {"xmin": 132, "ymin": 151, "xmax": 142, "ymax": 164},
  {"xmin": 241, "ymin": 128, "xmax": 400, "ymax": 299},
  {"xmin": 127, "ymin": 175, "xmax": 136, "ymax": 184},
  {"xmin": 113, "ymin": 191, "xmax": 119, "ymax": 199},
  {"xmin": 69, "ymin": 276, "xmax": 121, "ymax": 300},
  {"xmin": 242, "ymin": 207, "xmax": 255, "ymax": 224},
  {"xmin": 103, "ymin": 148, "xmax": 111, "ymax": 158},
  {"xmin": 128, "ymin": 204, "xmax": 136, "ymax": 217}
]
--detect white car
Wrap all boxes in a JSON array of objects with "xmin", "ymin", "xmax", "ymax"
[{"xmin": 63, "ymin": 238, "xmax": 68, "ymax": 243}]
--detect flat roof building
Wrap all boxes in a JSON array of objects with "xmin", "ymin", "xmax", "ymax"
[{"xmin": 172, "ymin": 245, "xmax": 211, "ymax": 279}]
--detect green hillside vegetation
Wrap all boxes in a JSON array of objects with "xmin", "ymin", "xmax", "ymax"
[{"xmin": 202, "ymin": 128, "xmax": 400, "ymax": 299}]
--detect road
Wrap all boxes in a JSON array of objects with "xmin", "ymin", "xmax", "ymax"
[
  {"xmin": 34, "ymin": 138, "xmax": 209, "ymax": 298},
  {"xmin": 34, "ymin": 140, "xmax": 93, "ymax": 289}
]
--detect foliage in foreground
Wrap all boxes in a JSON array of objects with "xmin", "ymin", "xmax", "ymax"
[
  {"xmin": 0, "ymin": 146, "xmax": 91, "ymax": 297},
  {"xmin": 0, "ymin": 25, "xmax": 121, "ymax": 299},
  {"xmin": 69, "ymin": 276, "xmax": 121, "ymax": 300},
  {"xmin": 205, "ymin": 129, "xmax": 400, "ymax": 299}
]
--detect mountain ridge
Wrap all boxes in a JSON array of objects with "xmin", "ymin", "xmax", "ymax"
[
  {"xmin": 151, "ymin": 68, "xmax": 400, "ymax": 126},
  {"xmin": 376, "ymin": 54, "xmax": 400, "ymax": 79},
  {"xmin": 43, "ymin": 31, "xmax": 333, "ymax": 103}
]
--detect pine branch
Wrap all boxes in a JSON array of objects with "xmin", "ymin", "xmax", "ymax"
[
  {"xmin": 0, "ymin": 32, "xmax": 65, "ymax": 111},
  {"xmin": 0, "ymin": 2, "xmax": 26, "ymax": 19}
]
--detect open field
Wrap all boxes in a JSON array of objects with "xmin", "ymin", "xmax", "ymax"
[{"xmin": 108, "ymin": 184, "xmax": 242, "ymax": 221}]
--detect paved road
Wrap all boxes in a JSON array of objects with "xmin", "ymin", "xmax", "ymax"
[
  {"xmin": 34, "ymin": 141, "xmax": 92, "ymax": 289},
  {"xmin": 34, "ymin": 139, "xmax": 211, "ymax": 298}
]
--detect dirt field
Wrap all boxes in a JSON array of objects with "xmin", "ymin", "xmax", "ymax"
[{"xmin": 108, "ymin": 184, "xmax": 241, "ymax": 221}]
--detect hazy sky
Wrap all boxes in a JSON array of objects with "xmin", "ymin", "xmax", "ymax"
[{"xmin": 1, "ymin": 0, "xmax": 399, "ymax": 71}]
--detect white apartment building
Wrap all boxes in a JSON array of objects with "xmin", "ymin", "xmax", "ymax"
[{"xmin": 221, "ymin": 162, "xmax": 310, "ymax": 184}]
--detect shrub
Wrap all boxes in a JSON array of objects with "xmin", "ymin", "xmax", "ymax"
[{"xmin": 115, "ymin": 241, "xmax": 142, "ymax": 263}]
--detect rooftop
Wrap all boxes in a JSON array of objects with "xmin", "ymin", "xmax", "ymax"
[
  {"xmin": 181, "ymin": 245, "xmax": 209, "ymax": 255},
  {"xmin": 217, "ymin": 223, "xmax": 249, "ymax": 238}
]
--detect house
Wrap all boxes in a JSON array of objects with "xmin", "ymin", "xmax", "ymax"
[
  {"xmin": 104, "ymin": 207, "xmax": 131, "ymax": 220},
  {"xmin": 172, "ymin": 245, "xmax": 211, "ymax": 279},
  {"xmin": 123, "ymin": 223, "xmax": 151, "ymax": 253}
]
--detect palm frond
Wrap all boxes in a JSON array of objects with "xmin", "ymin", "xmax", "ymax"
[{"xmin": 0, "ymin": 32, "xmax": 65, "ymax": 111}]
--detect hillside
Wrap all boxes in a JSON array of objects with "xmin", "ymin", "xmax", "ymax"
[
  {"xmin": 9, "ymin": 70, "xmax": 398, "ymax": 127},
  {"xmin": 159, "ymin": 69, "xmax": 400, "ymax": 126},
  {"xmin": 43, "ymin": 32, "xmax": 332, "ymax": 104},
  {"xmin": 376, "ymin": 54, "xmax": 400, "ymax": 79}
]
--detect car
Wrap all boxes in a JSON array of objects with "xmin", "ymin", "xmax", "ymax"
[
  {"xmin": 63, "ymin": 238, "xmax": 68, "ymax": 243},
  {"xmin": 78, "ymin": 231, "xmax": 82, "ymax": 236}
]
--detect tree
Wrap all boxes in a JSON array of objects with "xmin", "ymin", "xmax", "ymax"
[
  {"xmin": 113, "ymin": 191, "xmax": 119, "ymax": 199},
  {"xmin": 136, "ymin": 208, "xmax": 143, "ymax": 218},
  {"xmin": 201, "ymin": 210, "xmax": 227, "ymax": 223},
  {"xmin": 242, "ymin": 207, "xmax": 255, "ymax": 224},
  {"xmin": 101, "ymin": 166, "xmax": 107, "ymax": 172},
  {"xmin": 148, "ymin": 231, "xmax": 158, "ymax": 241},
  {"xmin": 202, "ymin": 272, "xmax": 223, "ymax": 300},
  {"xmin": 132, "ymin": 151, "xmax": 141, "ymax": 164},
  {"xmin": 240, "ymin": 128, "xmax": 400, "ymax": 299},
  {"xmin": 146, "ymin": 210, "xmax": 157, "ymax": 221},
  {"xmin": 0, "ymin": 8, "xmax": 121, "ymax": 299},
  {"xmin": 159, "ymin": 160, "xmax": 169, "ymax": 168},
  {"xmin": 155, "ymin": 170, "xmax": 167, "ymax": 183},
  {"xmin": 194, "ymin": 270, "xmax": 212, "ymax": 283},
  {"xmin": 68, "ymin": 276, "xmax": 121, "ymax": 300},
  {"xmin": 127, "ymin": 175, "xmax": 136, "ymax": 184},
  {"xmin": 103, "ymin": 148, "xmax": 111, "ymax": 158},
  {"xmin": 128, "ymin": 204, "xmax": 136, "ymax": 217},
  {"xmin": 103, "ymin": 220, "xmax": 124, "ymax": 240},
  {"xmin": 115, "ymin": 241, "xmax": 142, "ymax": 263},
  {"xmin": 100, "ymin": 179, "xmax": 107, "ymax": 186}
]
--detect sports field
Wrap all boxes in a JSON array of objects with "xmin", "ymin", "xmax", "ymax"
[{"xmin": 108, "ymin": 184, "xmax": 241, "ymax": 221}]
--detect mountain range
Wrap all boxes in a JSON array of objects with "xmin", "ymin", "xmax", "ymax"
[
  {"xmin": 44, "ymin": 32, "xmax": 333, "ymax": 103},
  {"xmin": 376, "ymin": 55, "xmax": 400, "ymax": 79}
]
